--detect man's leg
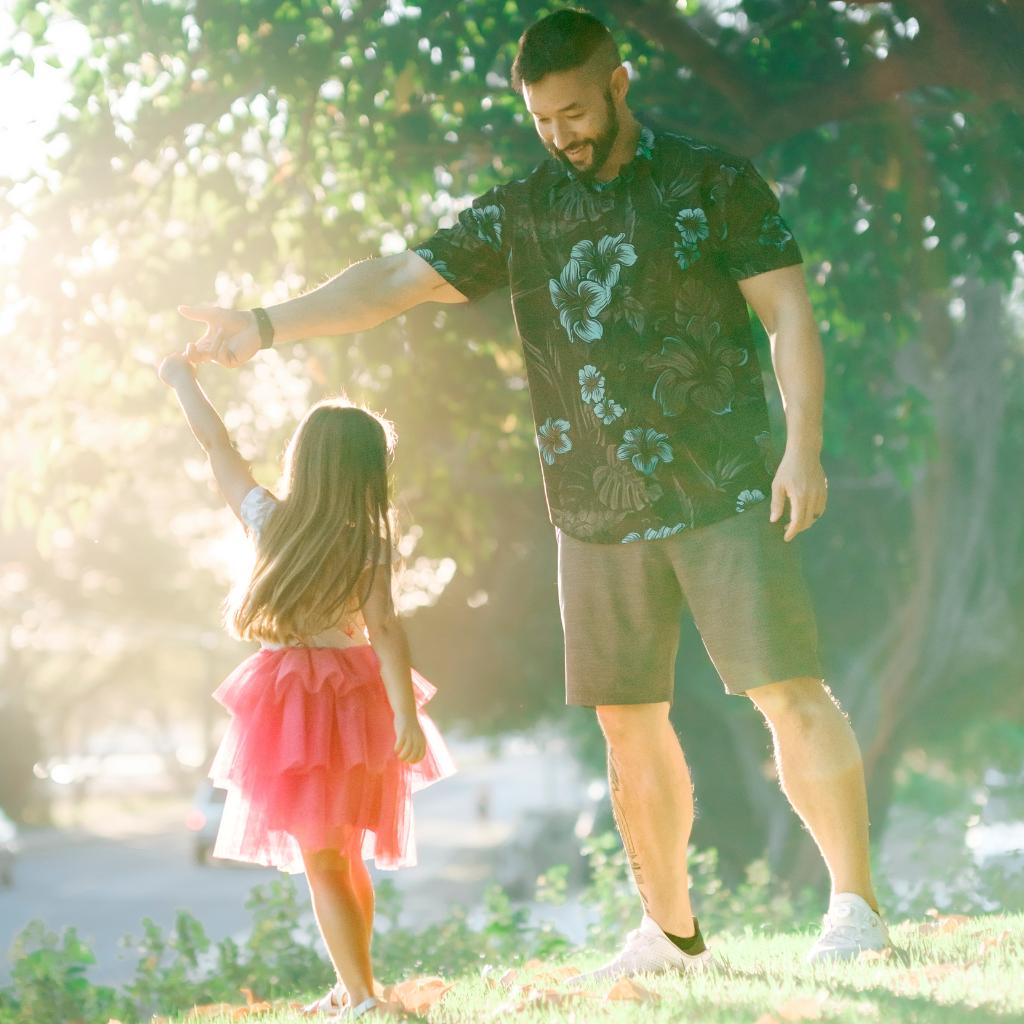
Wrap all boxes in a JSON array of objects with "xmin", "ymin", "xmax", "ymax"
[
  {"xmin": 595, "ymin": 701, "xmax": 695, "ymax": 937},
  {"xmin": 746, "ymin": 677, "xmax": 876, "ymax": 910}
]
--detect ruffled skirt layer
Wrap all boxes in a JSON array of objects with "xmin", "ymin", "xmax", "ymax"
[{"xmin": 209, "ymin": 645, "xmax": 455, "ymax": 873}]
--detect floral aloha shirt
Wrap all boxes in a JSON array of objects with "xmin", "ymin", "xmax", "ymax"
[{"xmin": 416, "ymin": 124, "xmax": 803, "ymax": 545}]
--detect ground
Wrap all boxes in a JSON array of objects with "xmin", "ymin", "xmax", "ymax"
[{"xmin": 176, "ymin": 914, "xmax": 1024, "ymax": 1023}]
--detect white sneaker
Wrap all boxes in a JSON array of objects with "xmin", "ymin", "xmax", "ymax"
[
  {"xmin": 806, "ymin": 893, "xmax": 890, "ymax": 962},
  {"xmin": 566, "ymin": 915, "xmax": 716, "ymax": 987}
]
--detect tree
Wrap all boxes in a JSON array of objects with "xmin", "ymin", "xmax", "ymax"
[{"xmin": 3, "ymin": 0, "xmax": 1024, "ymax": 883}]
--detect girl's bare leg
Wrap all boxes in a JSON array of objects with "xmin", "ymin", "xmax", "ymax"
[{"xmin": 302, "ymin": 847, "xmax": 376, "ymax": 1008}]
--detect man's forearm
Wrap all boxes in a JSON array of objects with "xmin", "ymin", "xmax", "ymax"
[
  {"xmin": 771, "ymin": 305, "xmax": 825, "ymax": 457},
  {"xmin": 265, "ymin": 251, "xmax": 459, "ymax": 343}
]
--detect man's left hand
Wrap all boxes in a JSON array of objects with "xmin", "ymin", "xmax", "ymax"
[{"xmin": 770, "ymin": 449, "xmax": 827, "ymax": 542}]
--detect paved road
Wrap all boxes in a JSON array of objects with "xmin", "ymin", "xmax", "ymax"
[{"xmin": 1, "ymin": 734, "xmax": 595, "ymax": 987}]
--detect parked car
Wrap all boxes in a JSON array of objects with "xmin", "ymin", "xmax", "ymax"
[
  {"xmin": 0, "ymin": 808, "xmax": 18, "ymax": 887},
  {"xmin": 186, "ymin": 781, "xmax": 227, "ymax": 865}
]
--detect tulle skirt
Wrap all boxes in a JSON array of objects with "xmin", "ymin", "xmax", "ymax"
[{"xmin": 209, "ymin": 644, "xmax": 456, "ymax": 873}]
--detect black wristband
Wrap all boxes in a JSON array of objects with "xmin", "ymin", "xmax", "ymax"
[{"xmin": 252, "ymin": 307, "xmax": 275, "ymax": 349}]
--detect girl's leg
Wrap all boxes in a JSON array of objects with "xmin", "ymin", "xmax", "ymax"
[
  {"xmin": 349, "ymin": 848, "xmax": 375, "ymax": 938},
  {"xmin": 302, "ymin": 847, "xmax": 375, "ymax": 1009}
]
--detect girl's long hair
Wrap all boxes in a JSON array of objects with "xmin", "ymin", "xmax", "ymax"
[{"xmin": 226, "ymin": 398, "xmax": 396, "ymax": 644}]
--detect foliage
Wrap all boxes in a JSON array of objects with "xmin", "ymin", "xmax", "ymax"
[
  {"xmin": 0, "ymin": 921, "xmax": 128, "ymax": 1024},
  {"xmin": 2, "ymin": 0, "xmax": 1024, "ymax": 887}
]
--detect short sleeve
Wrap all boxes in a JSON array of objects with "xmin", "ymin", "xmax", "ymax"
[
  {"xmin": 240, "ymin": 486, "xmax": 276, "ymax": 535},
  {"xmin": 718, "ymin": 161, "xmax": 803, "ymax": 281},
  {"xmin": 414, "ymin": 185, "xmax": 511, "ymax": 302}
]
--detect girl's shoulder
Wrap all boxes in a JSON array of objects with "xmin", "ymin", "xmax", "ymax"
[{"xmin": 240, "ymin": 486, "xmax": 277, "ymax": 535}]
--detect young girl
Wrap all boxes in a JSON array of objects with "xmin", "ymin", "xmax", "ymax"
[{"xmin": 159, "ymin": 351, "xmax": 455, "ymax": 1019}]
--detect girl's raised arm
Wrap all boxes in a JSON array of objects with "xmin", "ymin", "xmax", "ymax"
[{"xmin": 159, "ymin": 352, "xmax": 258, "ymax": 522}]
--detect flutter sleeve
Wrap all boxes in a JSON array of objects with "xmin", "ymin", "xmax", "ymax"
[{"xmin": 240, "ymin": 486, "xmax": 277, "ymax": 536}]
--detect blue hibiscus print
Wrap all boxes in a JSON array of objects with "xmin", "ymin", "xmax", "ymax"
[
  {"xmin": 549, "ymin": 261, "xmax": 611, "ymax": 343},
  {"xmin": 593, "ymin": 397, "xmax": 624, "ymax": 424},
  {"xmin": 622, "ymin": 523, "xmax": 685, "ymax": 543},
  {"xmin": 570, "ymin": 233, "xmax": 638, "ymax": 289},
  {"xmin": 673, "ymin": 241, "xmax": 702, "ymax": 271},
  {"xmin": 676, "ymin": 208, "xmax": 709, "ymax": 246},
  {"xmin": 414, "ymin": 247, "xmax": 455, "ymax": 281},
  {"xmin": 617, "ymin": 427, "xmax": 674, "ymax": 475},
  {"xmin": 736, "ymin": 489, "xmax": 766, "ymax": 512},
  {"xmin": 467, "ymin": 204, "xmax": 503, "ymax": 252},
  {"xmin": 579, "ymin": 365, "xmax": 605, "ymax": 404},
  {"xmin": 537, "ymin": 417, "xmax": 572, "ymax": 465},
  {"xmin": 758, "ymin": 213, "xmax": 793, "ymax": 251}
]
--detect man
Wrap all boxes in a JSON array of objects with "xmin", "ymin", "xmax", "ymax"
[{"xmin": 182, "ymin": 9, "xmax": 890, "ymax": 979}]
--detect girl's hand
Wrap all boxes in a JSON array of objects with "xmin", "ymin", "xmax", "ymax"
[
  {"xmin": 393, "ymin": 713, "xmax": 427, "ymax": 764},
  {"xmin": 159, "ymin": 352, "xmax": 197, "ymax": 388}
]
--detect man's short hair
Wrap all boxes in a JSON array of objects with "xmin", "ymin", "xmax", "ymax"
[{"xmin": 510, "ymin": 9, "xmax": 621, "ymax": 93}]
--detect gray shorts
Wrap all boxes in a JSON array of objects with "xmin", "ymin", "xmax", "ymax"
[{"xmin": 557, "ymin": 506, "xmax": 822, "ymax": 705}]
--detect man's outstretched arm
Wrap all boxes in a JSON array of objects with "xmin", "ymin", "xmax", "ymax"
[{"xmin": 179, "ymin": 251, "xmax": 467, "ymax": 368}]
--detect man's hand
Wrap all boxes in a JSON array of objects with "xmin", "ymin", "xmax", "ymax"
[
  {"xmin": 158, "ymin": 351, "xmax": 197, "ymax": 389},
  {"xmin": 178, "ymin": 305, "xmax": 260, "ymax": 368},
  {"xmin": 770, "ymin": 448, "xmax": 827, "ymax": 542}
]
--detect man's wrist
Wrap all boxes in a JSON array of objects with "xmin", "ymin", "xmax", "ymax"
[{"xmin": 252, "ymin": 307, "xmax": 275, "ymax": 349}]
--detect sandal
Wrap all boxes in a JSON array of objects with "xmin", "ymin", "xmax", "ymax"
[{"xmin": 302, "ymin": 987, "xmax": 377, "ymax": 1019}]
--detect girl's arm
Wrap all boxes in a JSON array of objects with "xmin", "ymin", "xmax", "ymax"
[
  {"xmin": 361, "ymin": 570, "xmax": 426, "ymax": 765},
  {"xmin": 158, "ymin": 352, "xmax": 258, "ymax": 522}
]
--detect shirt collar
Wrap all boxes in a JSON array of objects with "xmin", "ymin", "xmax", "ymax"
[{"xmin": 563, "ymin": 122, "xmax": 656, "ymax": 193}]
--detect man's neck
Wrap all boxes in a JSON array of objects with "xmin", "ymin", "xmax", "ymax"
[{"xmin": 594, "ymin": 113, "xmax": 642, "ymax": 183}]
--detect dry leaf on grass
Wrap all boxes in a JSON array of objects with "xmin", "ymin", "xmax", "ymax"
[
  {"xmin": 979, "ymin": 930, "xmax": 1012, "ymax": 955},
  {"xmin": 917, "ymin": 914, "xmax": 970, "ymax": 936},
  {"xmin": 896, "ymin": 964, "xmax": 961, "ymax": 989},
  {"xmin": 755, "ymin": 1016, "xmax": 781, "ymax": 1024},
  {"xmin": 523, "ymin": 959, "xmax": 545, "ymax": 970},
  {"xmin": 185, "ymin": 1004, "xmax": 237, "ymax": 1020},
  {"xmin": 604, "ymin": 977, "xmax": 659, "ymax": 1004},
  {"xmin": 380, "ymin": 976, "xmax": 453, "ymax": 1014},
  {"xmin": 858, "ymin": 947, "xmax": 893, "ymax": 962},
  {"xmin": 776, "ymin": 992, "xmax": 827, "ymax": 1022},
  {"xmin": 531, "ymin": 966, "xmax": 582, "ymax": 986}
]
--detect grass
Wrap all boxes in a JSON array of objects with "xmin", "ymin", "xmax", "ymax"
[{"xmin": 184, "ymin": 914, "xmax": 1024, "ymax": 1023}]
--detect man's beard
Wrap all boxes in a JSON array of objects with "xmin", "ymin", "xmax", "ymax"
[{"xmin": 545, "ymin": 91, "xmax": 620, "ymax": 183}]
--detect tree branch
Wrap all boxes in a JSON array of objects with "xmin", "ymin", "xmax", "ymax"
[{"xmin": 610, "ymin": 0, "xmax": 1024, "ymax": 155}]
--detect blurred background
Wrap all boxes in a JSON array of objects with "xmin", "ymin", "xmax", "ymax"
[{"xmin": 3, "ymin": 0, "xmax": 1024, "ymax": 985}]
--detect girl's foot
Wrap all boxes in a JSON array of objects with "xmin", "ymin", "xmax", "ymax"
[{"xmin": 301, "ymin": 984, "xmax": 347, "ymax": 1016}]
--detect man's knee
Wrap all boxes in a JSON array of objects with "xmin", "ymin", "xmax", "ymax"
[
  {"xmin": 596, "ymin": 701, "xmax": 670, "ymax": 748},
  {"xmin": 748, "ymin": 676, "xmax": 837, "ymax": 733}
]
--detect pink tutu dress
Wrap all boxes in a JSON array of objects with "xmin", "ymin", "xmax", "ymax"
[{"xmin": 208, "ymin": 487, "xmax": 456, "ymax": 873}]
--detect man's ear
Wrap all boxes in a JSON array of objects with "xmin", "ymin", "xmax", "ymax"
[{"xmin": 609, "ymin": 64, "xmax": 630, "ymax": 103}]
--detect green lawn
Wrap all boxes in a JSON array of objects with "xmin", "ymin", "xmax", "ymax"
[{"xmin": 187, "ymin": 914, "xmax": 1024, "ymax": 1023}]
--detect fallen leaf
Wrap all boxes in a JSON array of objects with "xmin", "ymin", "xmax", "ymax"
[
  {"xmin": 896, "ymin": 964, "xmax": 960, "ymax": 989},
  {"xmin": 777, "ymin": 992, "xmax": 827, "ymax": 1022},
  {"xmin": 940, "ymin": 915, "xmax": 969, "ymax": 933},
  {"xmin": 755, "ymin": 1016, "xmax": 781, "ymax": 1024},
  {"xmin": 523, "ymin": 958, "xmax": 544, "ymax": 970},
  {"xmin": 490, "ymin": 989, "xmax": 600, "ymax": 1016},
  {"xmin": 498, "ymin": 968, "xmax": 518, "ymax": 989},
  {"xmin": 382, "ymin": 976, "xmax": 452, "ymax": 1014},
  {"xmin": 186, "ymin": 1004, "xmax": 236, "ymax": 1020},
  {"xmin": 979, "ymin": 930, "xmax": 1012, "ymax": 955},
  {"xmin": 605, "ymin": 977, "xmax": 659, "ymax": 1004},
  {"xmin": 858, "ymin": 948, "xmax": 893, "ymax": 962},
  {"xmin": 531, "ymin": 965, "xmax": 582, "ymax": 986}
]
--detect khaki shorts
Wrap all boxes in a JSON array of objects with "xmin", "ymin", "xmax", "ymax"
[{"xmin": 557, "ymin": 506, "xmax": 822, "ymax": 705}]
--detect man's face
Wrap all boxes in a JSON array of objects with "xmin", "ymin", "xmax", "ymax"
[{"xmin": 523, "ymin": 68, "xmax": 620, "ymax": 182}]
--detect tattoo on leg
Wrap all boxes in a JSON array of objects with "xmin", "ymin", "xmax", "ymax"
[{"xmin": 608, "ymin": 748, "xmax": 650, "ymax": 911}]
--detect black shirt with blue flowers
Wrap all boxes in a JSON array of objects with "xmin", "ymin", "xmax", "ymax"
[{"xmin": 417, "ymin": 124, "xmax": 803, "ymax": 545}]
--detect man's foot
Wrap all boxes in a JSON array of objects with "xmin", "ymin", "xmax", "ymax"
[
  {"xmin": 806, "ymin": 893, "xmax": 890, "ymax": 962},
  {"xmin": 565, "ymin": 915, "xmax": 716, "ymax": 987}
]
